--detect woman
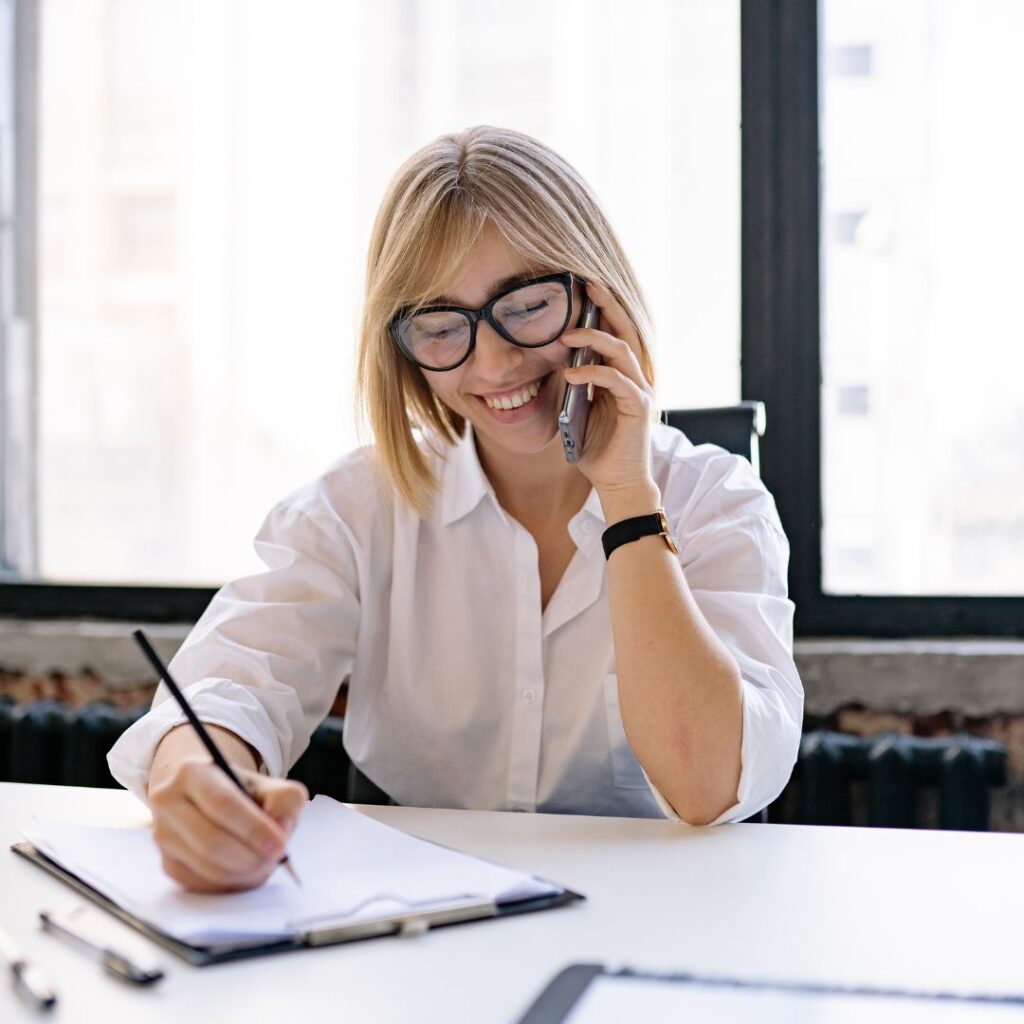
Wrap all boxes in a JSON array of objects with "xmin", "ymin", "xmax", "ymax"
[{"xmin": 109, "ymin": 126, "xmax": 802, "ymax": 893}]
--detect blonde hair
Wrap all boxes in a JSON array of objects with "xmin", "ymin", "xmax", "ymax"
[{"xmin": 356, "ymin": 125, "xmax": 655, "ymax": 517}]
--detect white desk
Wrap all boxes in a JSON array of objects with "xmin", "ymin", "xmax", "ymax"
[{"xmin": 2, "ymin": 783, "xmax": 1024, "ymax": 1023}]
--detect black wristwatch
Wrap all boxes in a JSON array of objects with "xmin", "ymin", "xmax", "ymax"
[{"xmin": 601, "ymin": 507, "xmax": 680, "ymax": 560}]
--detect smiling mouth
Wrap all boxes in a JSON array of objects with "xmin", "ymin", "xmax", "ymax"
[{"xmin": 479, "ymin": 374, "xmax": 550, "ymax": 411}]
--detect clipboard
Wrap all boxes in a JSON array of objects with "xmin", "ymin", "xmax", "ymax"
[
  {"xmin": 515, "ymin": 964, "xmax": 1024, "ymax": 1022},
  {"xmin": 11, "ymin": 840, "xmax": 584, "ymax": 967}
]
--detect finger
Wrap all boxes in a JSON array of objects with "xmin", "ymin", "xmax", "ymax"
[
  {"xmin": 159, "ymin": 828, "xmax": 270, "ymax": 890},
  {"xmin": 584, "ymin": 280, "xmax": 641, "ymax": 349},
  {"xmin": 150, "ymin": 790, "xmax": 276, "ymax": 888},
  {"xmin": 159, "ymin": 848, "xmax": 271, "ymax": 894},
  {"xmin": 561, "ymin": 328, "xmax": 647, "ymax": 391},
  {"xmin": 156, "ymin": 792, "xmax": 277, "ymax": 876},
  {"xmin": 564, "ymin": 362, "xmax": 651, "ymax": 415},
  {"xmin": 179, "ymin": 761, "xmax": 288, "ymax": 860},
  {"xmin": 159, "ymin": 849, "xmax": 222, "ymax": 892},
  {"xmin": 154, "ymin": 811, "xmax": 263, "ymax": 889},
  {"xmin": 250, "ymin": 776, "xmax": 309, "ymax": 838}
]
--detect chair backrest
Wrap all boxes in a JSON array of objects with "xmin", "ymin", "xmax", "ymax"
[
  {"xmin": 662, "ymin": 400, "xmax": 768, "ymax": 824},
  {"xmin": 662, "ymin": 401, "xmax": 766, "ymax": 476}
]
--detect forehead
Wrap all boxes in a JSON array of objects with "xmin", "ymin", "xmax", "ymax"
[{"xmin": 432, "ymin": 223, "xmax": 546, "ymax": 307}]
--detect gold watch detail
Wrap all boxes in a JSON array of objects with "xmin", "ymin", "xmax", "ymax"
[{"xmin": 655, "ymin": 508, "xmax": 680, "ymax": 555}]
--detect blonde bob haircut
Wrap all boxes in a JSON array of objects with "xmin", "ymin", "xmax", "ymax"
[{"xmin": 356, "ymin": 125, "xmax": 656, "ymax": 518}]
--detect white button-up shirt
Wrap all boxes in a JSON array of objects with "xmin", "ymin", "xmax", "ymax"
[{"xmin": 108, "ymin": 422, "xmax": 803, "ymax": 824}]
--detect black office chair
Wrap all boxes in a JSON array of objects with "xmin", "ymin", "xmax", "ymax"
[{"xmin": 662, "ymin": 400, "xmax": 766, "ymax": 476}]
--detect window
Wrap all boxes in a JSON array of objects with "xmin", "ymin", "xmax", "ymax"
[
  {"xmin": 822, "ymin": 0, "xmax": 1024, "ymax": 598},
  {"xmin": 3, "ymin": 0, "xmax": 741, "ymax": 614},
  {"xmin": 828, "ymin": 43, "xmax": 873, "ymax": 78},
  {"xmin": 742, "ymin": 0, "xmax": 1024, "ymax": 635}
]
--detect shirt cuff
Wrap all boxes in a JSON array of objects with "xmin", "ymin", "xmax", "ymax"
[
  {"xmin": 106, "ymin": 678, "xmax": 285, "ymax": 805},
  {"xmin": 642, "ymin": 669, "xmax": 801, "ymax": 826}
]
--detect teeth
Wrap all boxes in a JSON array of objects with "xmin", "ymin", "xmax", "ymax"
[{"xmin": 485, "ymin": 378, "xmax": 542, "ymax": 410}]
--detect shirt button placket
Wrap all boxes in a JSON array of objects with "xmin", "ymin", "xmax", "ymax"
[{"xmin": 506, "ymin": 527, "xmax": 543, "ymax": 814}]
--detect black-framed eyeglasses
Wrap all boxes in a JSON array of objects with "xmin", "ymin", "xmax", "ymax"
[{"xmin": 389, "ymin": 271, "xmax": 578, "ymax": 372}]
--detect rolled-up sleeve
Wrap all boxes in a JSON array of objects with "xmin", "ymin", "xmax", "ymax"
[
  {"xmin": 646, "ymin": 447, "xmax": 803, "ymax": 824},
  {"xmin": 107, "ymin": 496, "xmax": 361, "ymax": 804}
]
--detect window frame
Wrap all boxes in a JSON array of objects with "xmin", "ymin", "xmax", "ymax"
[
  {"xmin": 2, "ymin": 0, "xmax": 1021, "ymax": 634},
  {"xmin": 741, "ymin": 0, "xmax": 1024, "ymax": 637},
  {"xmin": 1, "ymin": 0, "xmax": 39, "ymax": 589}
]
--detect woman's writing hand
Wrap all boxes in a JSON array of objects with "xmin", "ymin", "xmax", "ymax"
[
  {"xmin": 560, "ymin": 280, "xmax": 657, "ymax": 500},
  {"xmin": 148, "ymin": 726, "xmax": 308, "ymax": 893}
]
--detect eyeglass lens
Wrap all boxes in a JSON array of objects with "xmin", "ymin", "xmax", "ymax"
[{"xmin": 396, "ymin": 279, "xmax": 570, "ymax": 369}]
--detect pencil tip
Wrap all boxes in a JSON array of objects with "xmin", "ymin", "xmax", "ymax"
[{"xmin": 282, "ymin": 857, "xmax": 302, "ymax": 887}]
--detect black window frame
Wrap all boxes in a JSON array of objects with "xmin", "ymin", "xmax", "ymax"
[
  {"xmin": 2, "ymin": 0, "xmax": 1022, "ymax": 635},
  {"xmin": 742, "ymin": 0, "xmax": 1023, "ymax": 637}
]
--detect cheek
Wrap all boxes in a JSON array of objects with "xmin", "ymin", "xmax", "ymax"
[
  {"xmin": 545, "ymin": 343, "xmax": 574, "ymax": 371},
  {"xmin": 421, "ymin": 370, "xmax": 460, "ymax": 406}
]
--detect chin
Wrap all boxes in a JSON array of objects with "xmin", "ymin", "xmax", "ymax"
[{"xmin": 473, "ymin": 416, "xmax": 561, "ymax": 456}]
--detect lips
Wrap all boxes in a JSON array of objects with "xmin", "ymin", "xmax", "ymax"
[
  {"xmin": 472, "ymin": 373, "xmax": 553, "ymax": 421},
  {"xmin": 480, "ymin": 376, "xmax": 545, "ymax": 410}
]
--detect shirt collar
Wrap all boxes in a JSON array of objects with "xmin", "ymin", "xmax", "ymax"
[
  {"xmin": 437, "ymin": 426, "xmax": 609, "ymax": 534},
  {"xmin": 438, "ymin": 426, "xmax": 494, "ymax": 526},
  {"xmin": 580, "ymin": 486, "xmax": 605, "ymax": 525}
]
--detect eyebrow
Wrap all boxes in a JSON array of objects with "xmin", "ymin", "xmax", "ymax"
[{"xmin": 427, "ymin": 269, "xmax": 549, "ymax": 308}]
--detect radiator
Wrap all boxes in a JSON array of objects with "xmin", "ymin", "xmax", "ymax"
[
  {"xmin": 0, "ymin": 698, "xmax": 147, "ymax": 788},
  {"xmin": 0, "ymin": 699, "xmax": 1006, "ymax": 830},
  {"xmin": 0, "ymin": 698, "xmax": 387, "ymax": 804},
  {"xmin": 778, "ymin": 730, "xmax": 1007, "ymax": 831}
]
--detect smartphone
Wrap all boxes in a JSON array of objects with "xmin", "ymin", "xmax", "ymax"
[{"xmin": 558, "ymin": 296, "xmax": 601, "ymax": 463}]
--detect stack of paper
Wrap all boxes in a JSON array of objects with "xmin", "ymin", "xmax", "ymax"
[{"xmin": 24, "ymin": 795, "xmax": 562, "ymax": 948}]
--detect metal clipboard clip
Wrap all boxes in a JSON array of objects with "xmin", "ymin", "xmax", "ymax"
[{"xmin": 288, "ymin": 893, "xmax": 498, "ymax": 945}]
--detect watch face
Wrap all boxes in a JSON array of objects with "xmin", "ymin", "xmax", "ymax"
[{"xmin": 656, "ymin": 508, "xmax": 680, "ymax": 555}]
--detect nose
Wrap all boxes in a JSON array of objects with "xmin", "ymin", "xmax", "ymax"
[{"xmin": 471, "ymin": 320, "xmax": 522, "ymax": 379}]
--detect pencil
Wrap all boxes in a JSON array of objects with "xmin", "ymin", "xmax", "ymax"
[{"xmin": 132, "ymin": 629, "xmax": 301, "ymax": 887}]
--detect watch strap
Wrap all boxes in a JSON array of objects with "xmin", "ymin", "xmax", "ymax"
[{"xmin": 601, "ymin": 507, "xmax": 679, "ymax": 560}]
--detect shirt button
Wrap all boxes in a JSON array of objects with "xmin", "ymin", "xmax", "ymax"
[
  {"xmin": 522, "ymin": 688, "xmax": 537, "ymax": 704},
  {"xmin": 581, "ymin": 521, "xmax": 595, "ymax": 535}
]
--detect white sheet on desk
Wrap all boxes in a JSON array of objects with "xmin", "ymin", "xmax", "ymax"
[
  {"xmin": 563, "ymin": 975, "xmax": 1024, "ymax": 1023},
  {"xmin": 24, "ymin": 794, "xmax": 560, "ymax": 946}
]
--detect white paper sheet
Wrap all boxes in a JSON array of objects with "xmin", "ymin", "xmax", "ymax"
[
  {"xmin": 24, "ymin": 795, "xmax": 560, "ymax": 946},
  {"xmin": 563, "ymin": 975, "xmax": 1024, "ymax": 1023}
]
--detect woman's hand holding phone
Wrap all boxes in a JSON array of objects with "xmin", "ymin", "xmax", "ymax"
[{"xmin": 560, "ymin": 280, "xmax": 658, "ymax": 502}]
